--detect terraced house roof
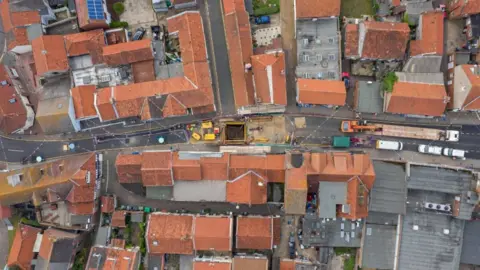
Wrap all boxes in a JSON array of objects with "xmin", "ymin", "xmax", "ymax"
[
  {"xmin": 94, "ymin": 11, "xmax": 215, "ymax": 121},
  {"xmin": 222, "ymin": 0, "xmax": 255, "ymax": 108},
  {"xmin": 295, "ymin": 0, "xmax": 341, "ymax": 18},
  {"xmin": 236, "ymin": 216, "xmax": 277, "ymax": 250},
  {"xmin": 32, "ymin": 35, "xmax": 69, "ymax": 75}
]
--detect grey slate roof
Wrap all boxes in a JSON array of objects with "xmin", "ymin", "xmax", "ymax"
[
  {"xmin": 402, "ymin": 56, "xmax": 442, "ymax": 73},
  {"xmin": 318, "ymin": 182, "xmax": 347, "ymax": 219},
  {"xmin": 146, "ymin": 186, "xmax": 173, "ymax": 200},
  {"xmin": 408, "ymin": 165, "xmax": 473, "ymax": 194},
  {"xmin": 460, "ymin": 221, "xmax": 480, "ymax": 265},
  {"xmin": 361, "ymin": 223, "xmax": 396, "ymax": 269},
  {"xmin": 302, "ymin": 213, "xmax": 362, "ymax": 247},
  {"xmin": 370, "ymin": 161, "xmax": 407, "ymax": 214},
  {"xmin": 398, "ymin": 210, "xmax": 464, "ymax": 270},
  {"xmin": 148, "ymin": 254, "xmax": 164, "ymax": 270},
  {"xmin": 355, "ymin": 81, "xmax": 383, "ymax": 114},
  {"xmin": 395, "ymin": 72, "xmax": 445, "ymax": 85},
  {"xmin": 366, "ymin": 211, "xmax": 399, "ymax": 226}
]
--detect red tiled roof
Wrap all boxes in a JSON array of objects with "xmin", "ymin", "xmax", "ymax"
[
  {"xmin": 71, "ymin": 85, "xmax": 97, "ymax": 119},
  {"xmin": 11, "ymin": 11, "xmax": 40, "ymax": 26},
  {"xmin": 110, "ymin": 238, "xmax": 126, "ymax": 248},
  {"xmin": 7, "ymin": 224, "xmax": 41, "ymax": 270},
  {"xmin": 111, "ymin": 210, "xmax": 127, "ymax": 227},
  {"xmin": 102, "ymin": 39, "xmax": 153, "ymax": 66},
  {"xmin": 101, "ymin": 195, "xmax": 115, "ymax": 213},
  {"xmin": 7, "ymin": 27, "xmax": 29, "ymax": 50},
  {"xmin": 227, "ymin": 171, "xmax": 267, "ymax": 205},
  {"xmin": 32, "ymin": 35, "xmax": 69, "ymax": 75},
  {"xmin": 141, "ymin": 151, "xmax": 173, "ymax": 186},
  {"xmin": 95, "ymin": 12, "xmax": 214, "ymax": 121},
  {"xmin": 0, "ymin": 205, "xmax": 12, "ymax": 219},
  {"xmin": 222, "ymin": 0, "xmax": 255, "ymax": 108},
  {"xmin": 344, "ymin": 24, "xmax": 359, "ymax": 58},
  {"xmin": 200, "ymin": 153, "xmax": 229, "ymax": 180},
  {"xmin": 361, "ymin": 22, "xmax": 410, "ymax": 60},
  {"xmin": 163, "ymin": 95, "xmax": 187, "ymax": 118},
  {"xmin": 387, "ymin": 82, "xmax": 447, "ymax": 116},
  {"xmin": 304, "ymin": 152, "xmax": 376, "ymax": 219},
  {"xmin": 132, "ymin": 60, "xmax": 156, "ymax": 83},
  {"xmin": 295, "ymin": 0, "xmax": 341, "ymax": 18},
  {"xmin": 194, "ymin": 261, "xmax": 232, "ymax": 270},
  {"xmin": 147, "ymin": 213, "xmax": 194, "ymax": 255},
  {"xmin": 0, "ymin": 66, "xmax": 28, "ymax": 134},
  {"xmin": 232, "ymin": 256, "xmax": 268, "ymax": 270},
  {"xmin": 64, "ymin": 29, "xmax": 106, "ymax": 63},
  {"xmin": 229, "ymin": 154, "xmax": 285, "ymax": 183},
  {"xmin": 172, "ymin": 152, "xmax": 202, "ymax": 180},
  {"xmin": 193, "ymin": 216, "xmax": 232, "ymax": 251},
  {"xmin": 459, "ymin": 65, "xmax": 480, "ymax": 110},
  {"xmin": 87, "ymin": 245, "xmax": 139, "ymax": 270},
  {"xmin": 236, "ymin": 216, "xmax": 274, "ymax": 250},
  {"xmin": 66, "ymin": 184, "xmax": 94, "ymax": 204},
  {"xmin": 251, "ymin": 52, "xmax": 287, "ymax": 105},
  {"xmin": 38, "ymin": 229, "xmax": 78, "ymax": 262},
  {"xmin": 448, "ymin": 0, "xmax": 480, "ymax": 18},
  {"xmin": 115, "ymin": 154, "xmax": 143, "ymax": 184},
  {"xmin": 68, "ymin": 201, "xmax": 96, "ymax": 215},
  {"xmin": 410, "ymin": 12, "xmax": 444, "ymax": 56},
  {"xmin": 297, "ymin": 79, "xmax": 346, "ymax": 105}
]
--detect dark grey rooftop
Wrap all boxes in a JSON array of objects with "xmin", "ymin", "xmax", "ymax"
[
  {"xmin": 460, "ymin": 220, "xmax": 480, "ymax": 266},
  {"xmin": 318, "ymin": 182, "xmax": 347, "ymax": 219},
  {"xmin": 70, "ymin": 214, "xmax": 91, "ymax": 225},
  {"xmin": 296, "ymin": 18, "xmax": 340, "ymax": 80},
  {"xmin": 366, "ymin": 211, "xmax": 399, "ymax": 226},
  {"xmin": 130, "ymin": 212, "xmax": 144, "ymax": 223},
  {"xmin": 370, "ymin": 161, "xmax": 407, "ymax": 214},
  {"xmin": 148, "ymin": 254, "xmax": 164, "ymax": 270},
  {"xmin": 402, "ymin": 55, "xmax": 443, "ymax": 73},
  {"xmin": 361, "ymin": 223, "xmax": 396, "ymax": 269},
  {"xmin": 355, "ymin": 81, "xmax": 383, "ymax": 114},
  {"xmin": 408, "ymin": 165, "xmax": 473, "ymax": 194},
  {"xmin": 302, "ymin": 213, "xmax": 362, "ymax": 247},
  {"xmin": 398, "ymin": 209, "xmax": 464, "ymax": 270},
  {"xmin": 146, "ymin": 186, "xmax": 172, "ymax": 200}
]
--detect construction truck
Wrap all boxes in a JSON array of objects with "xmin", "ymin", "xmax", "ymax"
[{"xmin": 341, "ymin": 120, "xmax": 460, "ymax": 142}]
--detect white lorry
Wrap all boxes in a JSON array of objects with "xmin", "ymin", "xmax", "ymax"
[{"xmin": 418, "ymin": 144, "xmax": 443, "ymax": 155}]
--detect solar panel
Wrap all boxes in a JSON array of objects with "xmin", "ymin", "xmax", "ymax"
[{"xmin": 87, "ymin": 0, "xmax": 105, "ymax": 20}]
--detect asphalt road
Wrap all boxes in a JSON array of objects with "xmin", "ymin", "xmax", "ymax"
[
  {"xmin": 0, "ymin": 129, "xmax": 188, "ymax": 164},
  {"xmin": 202, "ymin": 0, "xmax": 236, "ymax": 115},
  {"xmin": 288, "ymin": 116, "xmax": 480, "ymax": 159}
]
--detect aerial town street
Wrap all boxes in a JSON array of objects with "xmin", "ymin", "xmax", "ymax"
[{"xmin": 0, "ymin": 0, "xmax": 480, "ymax": 270}]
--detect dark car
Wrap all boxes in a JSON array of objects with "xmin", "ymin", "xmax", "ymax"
[{"xmin": 132, "ymin": 27, "xmax": 146, "ymax": 41}]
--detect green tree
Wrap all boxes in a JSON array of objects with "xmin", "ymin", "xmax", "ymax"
[
  {"xmin": 113, "ymin": 2, "xmax": 125, "ymax": 15},
  {"xmin": 109, "ymin": 21, "xmax": 129, "ymax": 28},
  {"xmin": 383, "ymin": 72, "xmax": 398, "ymax": 92}
]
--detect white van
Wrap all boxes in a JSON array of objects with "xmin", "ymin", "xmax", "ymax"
[
  {"xmin": 418, "ymin": 144, "xmax": 443, "ymax": 155},
  {"xmin": 443, "ymin": 148, "xmax": 466, "ymax": 159},
  {"xmin": 376, "ymin": 140, "xmax": 403, "ymax": 151}
]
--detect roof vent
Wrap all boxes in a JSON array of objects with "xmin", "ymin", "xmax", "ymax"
[
  {"xmin": 443, "ymin": 229, "xmax": 450, "ymax": 235},
  {"xmin": 41, "ymin": 50, "xmax": 47, "ymax": 55},
  {"xmin": 153, "ymin": 240, "xmax": 158, "ymax": 246},
  {"xmin": 413, "ymin": 225, "xmax": 419, "ymax": 230}
]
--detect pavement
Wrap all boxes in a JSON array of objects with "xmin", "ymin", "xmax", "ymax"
[{"xmin": 0, "ymin": 221, "xmax": 7, "ymax": 269}]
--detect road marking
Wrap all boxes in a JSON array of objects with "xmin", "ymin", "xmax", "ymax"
[{"xmin": 7, "ymin": 149, "xmax": 24, "ymax": 152}]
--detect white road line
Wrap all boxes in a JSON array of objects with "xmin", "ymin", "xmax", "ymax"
[{"xmin": 7, "ymin": 149, "xmax": 24, "ymax": 152}]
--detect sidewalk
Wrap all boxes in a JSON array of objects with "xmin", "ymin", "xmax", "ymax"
[{"xmin": 287, "ymin": 105, "xmax": 480, "ymax": 127}]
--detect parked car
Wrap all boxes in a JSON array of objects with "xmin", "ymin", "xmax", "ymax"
[
  {"xmin": 151, "ymin": 25, "xmax": 162, "ymax": 41},
  {"xmin": 418, "ymin": 144, "xmax": 443, "ymax": 155},
  {"xmin": 443, "ymin": 148, "xmax": 466, "ymax": 160},
  {"xmin": 132, "ymin": 27, "xmax": 146, "ymax": 41},
  {"xmin": 254, "ymin": 15, "xmax": 271, "ymax": 24}
]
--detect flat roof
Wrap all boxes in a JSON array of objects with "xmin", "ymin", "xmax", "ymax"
[{"xmin": 370, "ymin": 161, "xmax": 407, "ymax": 214}]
